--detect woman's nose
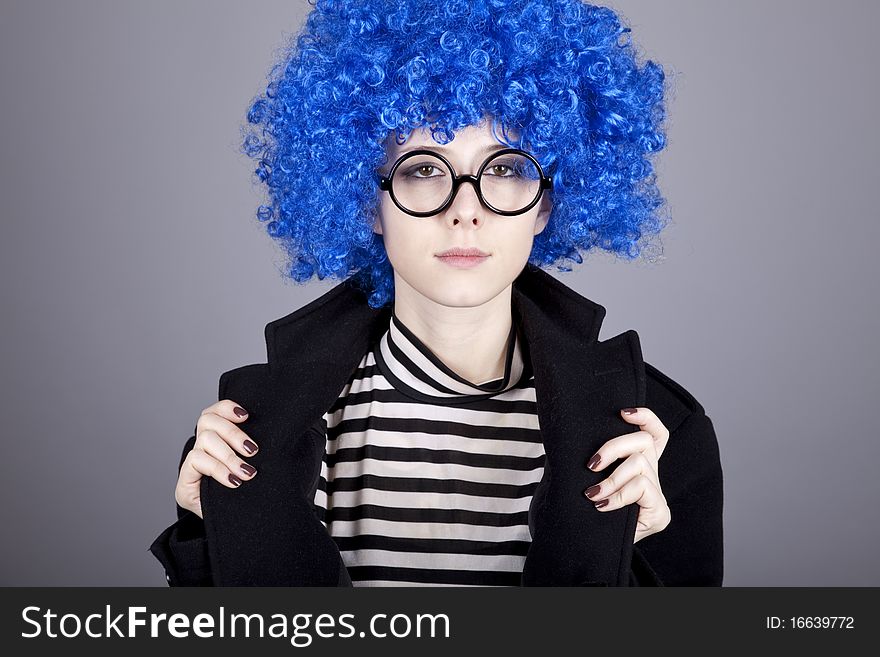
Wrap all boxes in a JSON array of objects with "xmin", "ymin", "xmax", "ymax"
[{"xmin": 443, "ymin": 177, "xmax": 485, "ymax": 226}]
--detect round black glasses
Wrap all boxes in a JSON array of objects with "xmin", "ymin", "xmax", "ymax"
[{"xmin": 378, "ymin": 148, "xmax": 553, "ymax": 218}]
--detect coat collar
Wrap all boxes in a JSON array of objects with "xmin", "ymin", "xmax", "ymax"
[
  {"xmin": 202, "ymin": 263, "xmax": 646, "ymax": 586},
  {"xmin": 264, "ymin": 263, "xmax": 606, "ymax": 366}
]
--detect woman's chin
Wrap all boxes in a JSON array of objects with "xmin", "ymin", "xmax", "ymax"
[{"xmin": 392, "ymin": 262, "xmax": 517, "ymax": 309}]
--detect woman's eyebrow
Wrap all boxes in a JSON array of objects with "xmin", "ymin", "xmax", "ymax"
[{"xmin": 398, "ymin": 143, "xmax": 510, "ymax": 156}]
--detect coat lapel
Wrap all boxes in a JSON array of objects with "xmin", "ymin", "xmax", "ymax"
[
  {"xmin": 200, "ymin": 279, "xmax": 390, "ymax": 586},
  {"xmin": 512, "ymin": 269, "xmax": 646, "ymax": 585},
  {"xmin": 201, "ymin": 264, "xmax": 645, "ymax": 586}
]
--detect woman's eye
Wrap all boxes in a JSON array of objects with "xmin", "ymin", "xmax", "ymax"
[
  {"xmin": 487, "ymin": 163, "xmax": 514, "ymax": 176},
  {"xmin": 405, "ymin": 164, "xmax": 442, "ymax": 178}
]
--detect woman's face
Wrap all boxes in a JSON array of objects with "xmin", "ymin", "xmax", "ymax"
[{"xmin": 373, "ymin": 120, "xmax": 552, "ymax": 309}]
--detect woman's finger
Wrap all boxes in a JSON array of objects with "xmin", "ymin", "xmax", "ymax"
[
  {"xmin": 592, "ymin": 472, "xmax": 670, "ymax": 531},
  {"xmin": 202, "ymin": 399, "xmax": 250, "ymax": 423},
  {"xmin": 196, "ymin": 411, "xmax": 259, "ymax": 457},
  {"xmin": 179, "ymin": 448, "xmax": 246, "ymax": 489},
  {"xmin": 620, "ymin": 407, "xmax": 670, "ymax": 459},
  {"xmin": 584, "ymin": 451, "xmax": 659, "ymax": 502},
  {"xmin": 176, "ymin": 449, "xmax": 248, "ymax": 518},
  {"xmin": 586, "ymin": 429, "xmax": 657, "ymax": 473},
  {"xmin": 198, "ymin": 429, "xmax": 258, "ymax": 481}
]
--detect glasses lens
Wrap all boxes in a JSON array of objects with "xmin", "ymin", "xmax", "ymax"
[
  {"xmin": 390, "ymin": 154, "xmax": 453, "ymax": 214},
  {"xmin": 389, "ymin": 151, "xmax": 543, "ymax": 215},
  {"xmin": 479, "ymin": 153, "xmax": 541, "ymax": 213}
]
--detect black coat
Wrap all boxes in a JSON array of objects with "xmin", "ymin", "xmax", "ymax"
[{"xmin": 149, "ymin": 263, "xmax": 723, "ymax": 586}]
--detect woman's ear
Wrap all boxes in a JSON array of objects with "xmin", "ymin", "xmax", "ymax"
[
  {"xmin": 372, "ymin": 214, "xmax": 383, "ymax": 235},
  {"xmin": 534, "ymin": 193, "xmax": 552, "ymax": 236}
]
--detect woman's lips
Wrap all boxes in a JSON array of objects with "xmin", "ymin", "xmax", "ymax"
[{"xmin": 435, "ymin": 254, "xmax": 490, "ymax": 269}]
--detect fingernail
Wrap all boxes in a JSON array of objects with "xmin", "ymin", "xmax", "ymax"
[
  {"xmin": 622, "ymin": 408, "xmax": 637, "ymax": 415},
  {"xmin": 240, "ymin": 463, "xmax": 257, "ymax": 477},
  {"xmin": 587, "ymin": 454, "xmax": 601, "ymax": 470},
  {"xmin": 594, "ymin": 499, "xmax": 609, "ymax": 509},
  {"xmin": 243, "ymin": 440, "xmax": 258, "ymax": 454},
  {"xmin": 228, "ymin": 473, "xmax": 243, "ymax": 487},
  {"xmin": 585, "ymin": 484, "xmax": 601, "ymax": 499},
  {"xmin": 233, "ymin": 406, "xmax": 248, "ymax": 418}
]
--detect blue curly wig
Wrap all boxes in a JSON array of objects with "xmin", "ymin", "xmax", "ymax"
[{"xmin": 239, "ymin": 0, "xmax": 670, "ymax": 309}]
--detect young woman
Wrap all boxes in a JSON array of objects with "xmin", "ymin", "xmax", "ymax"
[{"xmin": 150, "ymin": 0, "xmax": 723, "ymax": 587}]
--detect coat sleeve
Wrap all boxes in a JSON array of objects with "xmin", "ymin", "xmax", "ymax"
[
  {"xmin": 626, "ymin": 409, "xmax": 724, "ymax": 586},
  {"xmin": 148, "ymin": 433, "xmax": 214, "ymax": 586}
]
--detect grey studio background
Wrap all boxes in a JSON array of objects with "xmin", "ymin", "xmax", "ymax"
[{"xmin": 1, "ymin": 0, "xmax": 877, "ymax": 586}]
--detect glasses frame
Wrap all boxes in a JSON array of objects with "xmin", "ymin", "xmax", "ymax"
[{"xmin": 378, "ymin": 147, "xmax": 553, "ymax": 218}]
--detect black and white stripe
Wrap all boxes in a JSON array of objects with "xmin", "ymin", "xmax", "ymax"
[{"xmin": 312, "ymin": 311, "xmax": 545, "ymax": 587}]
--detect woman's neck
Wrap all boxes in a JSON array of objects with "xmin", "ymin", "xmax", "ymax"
[{"xmin": 392, "ymin": 283, "xmax": 514, "ymax": 386}]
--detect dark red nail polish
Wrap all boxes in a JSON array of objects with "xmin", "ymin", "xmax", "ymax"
[
  {"xmin": 622, "ymin": 408, "xmax": 637, "ymax": 415},
  {"xmin": 233, "ymin": 406, "xmax": 248, "ymax": 418},
  {"xmin": 228, "ymin": 473, "xmax": 243, "ymax": 487},
  {"xmin": 243, "ymin": 440, "xmax": 258, "ymax": 454},
  {"xmin": 585, "ymin": 484, "xmax": 601, "ymax": 499},
  {"xmin": 595, "ymin": 499, "xmax": 609, "ymax": 508},
  {"xmin": 240, "ymin": 463, "xmax": 257, "ymax": 477},
  {"xmin": 587, "ymin": 454, "xmax": 601, "ymax": 470}
]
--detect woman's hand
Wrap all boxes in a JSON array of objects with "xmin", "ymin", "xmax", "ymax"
[
  {"xmin": 583, "ymin": 407, "xmax": 671, "ymax": 544},
  {"xmin": 174, "ymin": 400, "xmax": 258, "ymax": 519}
]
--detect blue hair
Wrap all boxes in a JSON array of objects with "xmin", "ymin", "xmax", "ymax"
[{"xmin": 240, "ymin": 0, "xmax": 670, "ymax": 309}]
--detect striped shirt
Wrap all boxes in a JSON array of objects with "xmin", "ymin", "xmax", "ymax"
[{"xmin": 312, "ymin": 311, "xmax": 545, "ymax": 587}]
